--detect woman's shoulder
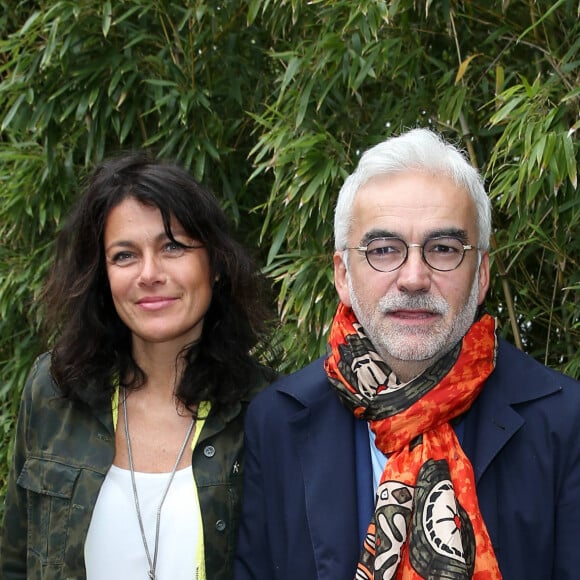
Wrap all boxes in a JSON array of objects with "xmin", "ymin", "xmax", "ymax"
[
  {"xmin": 19, "ymin": 352, "xmax": 114, "ymax": 451},
  {"xmin": 23, "ymin": 352, "xmax": 60, "ymax": 399}
]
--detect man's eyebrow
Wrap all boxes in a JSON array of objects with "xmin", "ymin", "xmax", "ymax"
[
  {"xmin": 360, "ymin": 227, "xmax": 469, "ymax": 245},
  {"xmin": 425, "ymin": 228, "xmax": 469, "ymax": 243},
  {"xmin": 360, "ymin": 229, "xmax": 399, "ymax": 245}
]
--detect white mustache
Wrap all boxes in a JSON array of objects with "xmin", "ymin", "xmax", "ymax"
[{"xmin": 378, "ymin": 294, "xmax": 449, "ymax": 316}]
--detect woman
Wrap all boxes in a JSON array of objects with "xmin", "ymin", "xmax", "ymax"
[{"xmin": 0, "ymin": 154, "xmax": 275, "ymax": 579}]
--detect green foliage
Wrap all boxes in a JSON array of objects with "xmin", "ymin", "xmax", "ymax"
[
  {"xmin": 246, "ymin": 0, "xmax": 579, "ymax": 374},
  {"xmin": 0, "ymin": 0, "xmax": 578, "ymax": 504},
  {"xmin": 0, "ymin": 0, "xmax": 274, "ymax": 496}
]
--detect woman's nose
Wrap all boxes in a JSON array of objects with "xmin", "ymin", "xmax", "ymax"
[{"xmin": 138, "ymin": 254, "xmax": 166, "ymax": 285}]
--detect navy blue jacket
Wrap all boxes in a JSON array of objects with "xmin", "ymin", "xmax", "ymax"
[{"xmin": 234, "ymin": 339, "xmax": 580, "ymax": 579}]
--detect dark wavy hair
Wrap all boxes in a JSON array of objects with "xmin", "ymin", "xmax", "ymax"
[{"xmin": 43, "ymin": 153, "xmax": 275, "ymax": 410}]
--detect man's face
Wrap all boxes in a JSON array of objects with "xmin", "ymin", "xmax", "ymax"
[{"xmin": 333, "ymin": 171, "xmax": 490, "ymax": 382}]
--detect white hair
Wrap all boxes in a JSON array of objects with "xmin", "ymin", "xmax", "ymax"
[{"xmin": 334, "ymin": 128, "xmax": 491, "ymax": 251}]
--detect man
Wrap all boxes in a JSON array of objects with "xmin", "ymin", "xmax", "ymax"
[{"xmin": 234, "ymin": 129, "xmax": 580, "ymax": 579}]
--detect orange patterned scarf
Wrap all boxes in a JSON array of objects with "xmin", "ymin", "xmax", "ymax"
[{"xmin": 324, "ymin": 303, "xmax": 502, "ymax": 579}]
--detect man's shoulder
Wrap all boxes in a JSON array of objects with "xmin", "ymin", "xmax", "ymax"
[
  {"xmin": 492, "ymin": 338, "xmax": 580, "ymax": 407},
  {"xmin": 496, "ymin": 338, "xmax": 579, "ymax": 385},
  {"xmin": 273, "ymin": 356, "xmax": 328, "ymax": 387},
  {"xmin": 247, "ymin": 356, "xmax": 332, "ymax": 414}
]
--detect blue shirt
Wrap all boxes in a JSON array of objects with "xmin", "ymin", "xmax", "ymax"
[{"xmin": 354, "ymin": 418, "xmax": 465, "ymax": 545}]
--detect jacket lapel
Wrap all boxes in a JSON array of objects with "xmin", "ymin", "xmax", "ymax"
[
  {"xmin": 463, "ymin": 339, "xmax": 562, "ymax": 483},
  {"xmin": 463, "ymin": 386, "xmax": 523, "ymax": 482},
  {"xmin": 280, "ymin": 371, "xmax": 361, "ymax": 579}
]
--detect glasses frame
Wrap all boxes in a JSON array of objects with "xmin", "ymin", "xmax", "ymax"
[{"xmin": 345, "ymin": 236, "xmax": 478, "ymax": 273}]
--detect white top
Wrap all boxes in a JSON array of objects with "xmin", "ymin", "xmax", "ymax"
[{"xmin": 85, "ymin": 464, "xmax": 199, "ymax": 580}]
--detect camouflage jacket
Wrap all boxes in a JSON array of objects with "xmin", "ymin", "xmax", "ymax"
[{"xmin": 0, "ymin": 352, "xmax": 268, "ymax": 579}]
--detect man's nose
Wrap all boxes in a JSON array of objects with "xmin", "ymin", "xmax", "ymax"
[{"xmin": 395, "ymin": 245, "xmax": 431, "ymax": 293}]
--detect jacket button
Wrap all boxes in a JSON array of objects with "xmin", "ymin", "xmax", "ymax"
[
  {"xmin": 215, "ymin": 519, "xmax": 226, "ymax": 532},
  {"xmin": 204, "ymin": 445, "xmax": 216, "ymax": 458}
]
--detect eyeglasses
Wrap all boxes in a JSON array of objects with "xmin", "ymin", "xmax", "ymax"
[{"xmin": 345, "ymin": 236, "xmax": 478, "ymax": 272}]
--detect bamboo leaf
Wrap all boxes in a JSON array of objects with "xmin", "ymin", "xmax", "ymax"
[
  {"xmin": 455, "ymin": 53, "xmax": 481, "ymax": 84},
  {"xmin": 102, "ymin": 1, "xmax": 113, "ymax": 38},
  {"xmin": 267, "ymin": 216, "xmax": 290, "ymax": 266},
  {"xmin": 1, "ymin": 94, "xmax": 26, "ymax": 131},
  {"xmin": 562, "ymin": 134, "xmax": 577, "ymax": 189}
]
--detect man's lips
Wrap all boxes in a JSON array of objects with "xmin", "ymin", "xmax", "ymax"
[{"xmin": 385, "ymin": 309, "xmax": 440, "ymax": 320}]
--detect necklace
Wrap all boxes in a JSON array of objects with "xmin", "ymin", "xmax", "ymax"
[{"xmin": 123, "ymin": 390, "xmax": 195, "ymax": 580}]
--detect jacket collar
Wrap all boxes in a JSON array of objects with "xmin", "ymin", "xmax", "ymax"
[{"xmin": 278, "ymin": 341, "xmax": 565, "ymax": 487}]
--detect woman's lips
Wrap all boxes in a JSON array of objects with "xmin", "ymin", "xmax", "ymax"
[{"xmin": 136, "ymin": 296, "xmax": 177, "ymax": 311}]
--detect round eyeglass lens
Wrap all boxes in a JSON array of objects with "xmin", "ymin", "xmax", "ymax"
[
  {"xmin": 365, "ymin": 238, "xmax": 407, "ymax": 271},
  {"xmin": 422, "ymin": 237, "xmax": 466, "ymax": 270}
]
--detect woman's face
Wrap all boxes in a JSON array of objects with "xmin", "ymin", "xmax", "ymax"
[{"xmin": 104, "ymin": 197, "xmax": 213, "ymax": 353}]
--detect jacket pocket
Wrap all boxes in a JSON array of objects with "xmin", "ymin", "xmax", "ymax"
[{"xmin": 17, "ymin": 456, "xmax": 80, "ymax": 566}]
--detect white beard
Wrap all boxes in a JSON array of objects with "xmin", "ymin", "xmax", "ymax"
[{"xmin": 348, "ymin": 271, "xmax": 481, "ymax": 364}]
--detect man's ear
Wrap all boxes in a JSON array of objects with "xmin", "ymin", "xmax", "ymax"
[
  {"xmin": 333, "ymin": 251, "xmax": 352, "ymax": 307},
  {"xmin": 477, "ymin": 251, "xmax": 490, "ymax": 305}
]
